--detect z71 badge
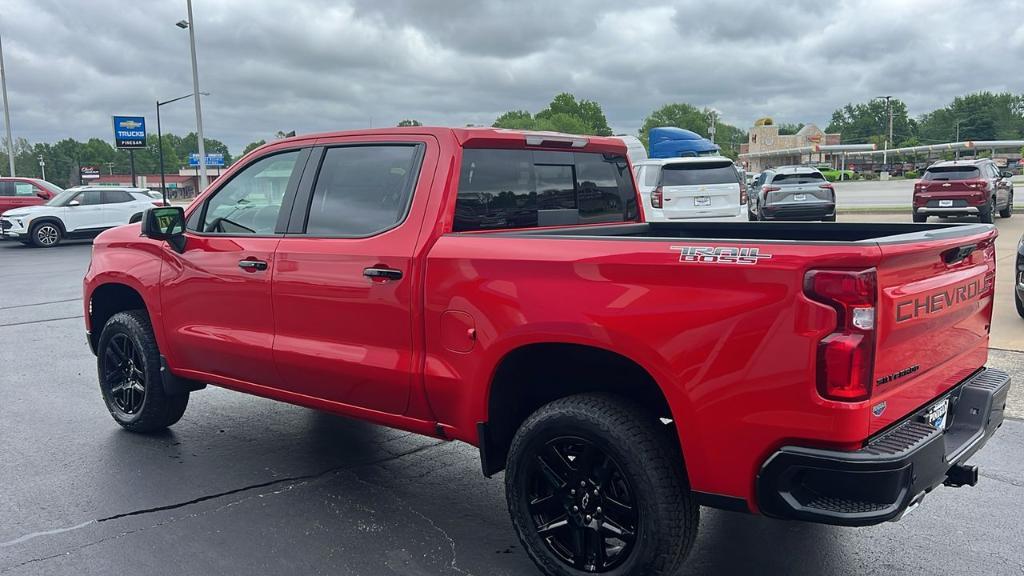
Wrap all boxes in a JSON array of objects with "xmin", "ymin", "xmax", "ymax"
[{"xmin": 670, "ymin": 246, "xmax": 773, "ymax": 265}]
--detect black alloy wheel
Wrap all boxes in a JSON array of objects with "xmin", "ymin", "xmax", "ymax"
[
  {"xmin": 102, "ymin": 332, "xmax": 147, "ymax": 416},
  {"xmin": 526, "ymin": 436, "xmax": 639, "ymax": 572}
]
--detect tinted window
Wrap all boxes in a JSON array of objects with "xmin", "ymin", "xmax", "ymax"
[
  {"xmin": 772, "ymin": 172, "xmax": 825, "ymax": 184},
  {"xmin": 660, "ymin": 163, "xmax": 739, "ymax": 186},
  {"xmin": 643, "ymin": 166, "xmax": 659, "ymax": 187},
  {"xmin": 15, "ymin": 183, "xmax": 36, "ymax": 196},
  {"xmin": 305, "ymin": 145, "xmax": 420, "ymax": 236},
  {"xmin": 194, "ymin": 150, "xmax": 300, "ymax": 234},
  {"xmin": 102, "ymin": 190, "xmax": 133, "ymax": 203},
  {"xmin": 0, "ymin": 182, "xmax": 14, "ymax": 196},
  {"xmin": 74, "ymin": 191, "xmax": 104, "ymax": 205},
  {"xmin": 455, "ymin": 149, "xmax": 637, "ymax": 232},
  {"xmin": 923, "ymin": 166, "xmax": 981, "ymax": 181}
]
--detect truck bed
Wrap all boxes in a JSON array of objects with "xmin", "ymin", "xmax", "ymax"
[{"xmin": 490, "ymin": 221, "xmax": 989, "ymax": 244}]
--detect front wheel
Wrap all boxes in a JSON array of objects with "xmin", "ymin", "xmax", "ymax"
[
  {"xmin": 505, "ymin": 394, "xmax": 698, "ymax": 576},
  {"xmin": 30, "ymin": 222, "xmax": 62, "ymax": 247},
  {"xmin": 97, "ymin": 310, "xmax": 188, "ymax": 432},
  {"xmin": 1000, "ymin": 193, "xmax": 1013, "ymax": 218},
  {"xmin": 1016, "ymin": 289, "xmax": 1024, "ymax": 319}
]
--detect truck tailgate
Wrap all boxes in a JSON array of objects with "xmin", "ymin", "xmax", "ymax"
[{"xmin": 871, "ymin": 225, "xmax": 998, "ymax": 434}]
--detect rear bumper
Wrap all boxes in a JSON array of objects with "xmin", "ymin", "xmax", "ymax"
[
  {"xmin": 756, "ymin": 368, "xmax": 1010, "ymax": 526},
  {"xmin": 916, "ymin": 206, "xmax": 980, "ymax": 215},
  {"xmin": 762, "ymin": 202, "xmax": 835, "ymax": 221}
]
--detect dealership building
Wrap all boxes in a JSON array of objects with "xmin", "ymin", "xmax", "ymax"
[{"xmin": 738, "ymin": 123, "xmax": 844, "ymax": 173}]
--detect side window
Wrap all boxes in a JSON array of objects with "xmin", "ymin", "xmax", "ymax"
[
  {"xmin": 75, "ymin": 191, "xmax": 104, "ymax": 205},
  {"xmin": 304, "ymin": 145, "xmax": 420, "ymax": 236},
  {"xmin": 0, "ymin": 182, "xmax": 14, "ymax": 196},
  {"xmin": 102, "ymin": 190, "xmax": 132, "ymax": 203},
  {"xmin": 454, "ymin": 149, "xmax": 638, "ymax": 232},
  {"xmin": 15, "ymin": 183, "xmax": 36, "ymax": 196},
  {"xmin": 192, "ymin": 150, "xmax": 301, "ymax": 235},
  {"xmin": 644, "ymin": 166, "xmax": 660, "ymax": 187}
]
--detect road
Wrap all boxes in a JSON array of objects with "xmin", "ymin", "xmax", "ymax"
[
  {"xmin": 1, "ymin": 221, "xmax": 1022, "ymax": 576},
  {"xmin": 833, "ymin": 176, "xmax": 1024, "ymax": 209}
]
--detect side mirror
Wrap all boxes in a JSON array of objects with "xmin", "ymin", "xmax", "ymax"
[
  {"xmin": 1001, "ymin": 171, "xmax": 1013, "ymax": 179},
  {"xmin": 68, "ymin": 200, "xmax": 80, "ymax": 207},
  {"xmin": 36, "ymin": 191, "xmax": 49, "ymax": 199},
  {"xmin": 141, "ymin": 206, "xmax": 187, "ymax": 253}
]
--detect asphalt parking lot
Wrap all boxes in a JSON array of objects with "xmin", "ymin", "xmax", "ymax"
[{"xmin": 1, "ymin": 216, "xmax": 1022, "ymax": 576}]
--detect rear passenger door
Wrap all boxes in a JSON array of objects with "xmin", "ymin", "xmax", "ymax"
[
  {"xmin": 271, "ymin": 137, "xmax": 437, "ymax": 415},
  {"xmin": 101, "ymin": 189, "xmax": 139, "ymax": 226}
]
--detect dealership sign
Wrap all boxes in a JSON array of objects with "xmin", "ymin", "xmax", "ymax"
[
  {"xmin": 80, "ymin": 166, "xmax": 100, "ymax": 180},
  {"xmin": 189, "ymin": 153, "xmax": 225, "ymax": 167},
  {"xmin": 112, "ymin": 115, "xmax": 147, "ymax": 149}
]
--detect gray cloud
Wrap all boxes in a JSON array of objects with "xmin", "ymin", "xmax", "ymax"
[{"xmin": 2, "ymin": 0, "xmax": 1023, "ymax": 154}]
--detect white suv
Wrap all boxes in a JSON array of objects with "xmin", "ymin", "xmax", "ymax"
[
  {"xmin": 632, "ymin": 156, "xmax": 743, "ymax": 220},
  {"xmin": 0, "ymin": 187, "xmax": 162, "ymax": 247}
]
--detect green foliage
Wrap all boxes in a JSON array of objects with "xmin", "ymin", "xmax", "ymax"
[
  {"xmin": 917, "ymin": 92, "xmax": 1024, "ymax": 143},
  {"xmin": 826, "ymin": 98, "xmax": 916, "ymax": 145},
  {"xmin": 492, "ymin": 93, "xmax": 612, "ymax": 136},
  {"xmin": 0, "ymin": 132, "xmax": 233, "ymax": 188},
  {"xmin": 905, "ymin": 170, "xmax": 920, "ymax": 179},
  {"xmin": 638, "ymin": 103, "xmax": 747, "ymax": 159},
  {"xmin": 777, "ymin": 123, "xmax": 805, "ymax": 136},
  {"xmin": 242, "ymin": 139, "xmax": 266, "ymax": 156},
  {"xmin": 397, "ymin": 119, "xmax": 423, "ymax": 127}
]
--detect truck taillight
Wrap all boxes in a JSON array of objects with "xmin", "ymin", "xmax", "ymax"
[
  {"xmin": 739, "ymin": 183, "xmax": 748, "ymax": 205},
  {"xmin": 804, "ymin": 268, "xmax": 877, "ymax": 402},
  {"xmin": 651, "ymin": 187, "xmax": 663, "ymax": 209}
]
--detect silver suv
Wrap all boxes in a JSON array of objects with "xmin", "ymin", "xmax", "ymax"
[{"xmin": 748, "ymin": 166, "xmax": 836, "ymax": 222}]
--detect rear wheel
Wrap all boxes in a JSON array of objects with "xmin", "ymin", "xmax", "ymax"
[
  {"xmin": 747, "ymin": 205, "xmax": 757, "ymax": 221},
  {"xmin": 30, "ymin": 222, "xmax": 62, "ymax": 247},
  {"xmin": 980, "ymin": 196, "xmax": 996, "ymax": 224},
  {"xmin": 912, "ymin": 211, "xmax": 928, "ymax": 223},
  {"xmin": 1000, "ymin": 193, "xmax": 1013, "ymax": 218},
  {"xmin": 505, "ymin": 394, "xmax": 698, "ymax": 576},
  {"xmin": 97, "ymin": 310, "xmax": 189, "ymax": 432},
  {"xmin": 1016, "ymin": 287, "xmax": 1024, "ymax": 319}
]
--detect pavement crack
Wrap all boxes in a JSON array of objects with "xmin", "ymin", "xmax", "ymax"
[
  {"xmin": 0, "ymin": 439, "xmax": 446, "ymax": 564},
  {"xmin": 980, "ymin": 470, "xmax": 1024, "ymax": 488},
  {"xmin": 0, "ymin": 297, "xmax": 81, "ymax": 310},
  {"xmin": 0, "ymin": 315, "xmax": 84, "ymax": 328}
]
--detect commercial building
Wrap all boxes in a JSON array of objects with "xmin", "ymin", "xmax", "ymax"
[{"xmin": 739, "ymin": 123, "xmax": 841, "ymax": 173}]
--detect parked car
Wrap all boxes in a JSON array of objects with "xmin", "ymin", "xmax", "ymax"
[
  {"xmin": 0, "ymin": 186, "xmax": 162, "ymax": 247},
  {"xmin": 1017, "ymin": 235, "xmax": 1024, "ymax": 318},
  {"xmin": 0, "ymin": 177, "xmax": 62, "ymax": 216},
  {"xmin": 913, "ymin": 159, "xmax": 1013, "ymax": 224},
  {"xmin": 633, "ymin": 156, "xmax": 743, "ymax": 220},
  {"xmin": 748, "ymin": 166, "xmax": 836, "ymax": 221},
  {"xmin": 84, "ymin": 127, "xmax": 1010, "ymax": 576}
]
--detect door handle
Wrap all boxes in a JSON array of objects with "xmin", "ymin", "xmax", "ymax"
[
  {"xmin": 238, "ymin": 259, "xmax": 268, "ymax": 271},
  {"xmin": 363, "ymin": 267, "xmax": 403, "ymax": 281}
]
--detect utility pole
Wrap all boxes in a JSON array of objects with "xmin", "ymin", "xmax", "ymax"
[
  {"xmin": 0, "ymin": 32, "xmax": 15, "ymax": 177},
  {"xmin": 37, "ymin": 154, "xmax": 45, "ymax": 180},
  {"xmin": 954, "ymin": 119, "xmax": 962, "ymax": 160},
  {"xmin": 178, "ymin": 0, "xmax": 208, "ymax": 191},
  {"xmin": 874, "ymin": 95, "xmax": 893, "ymax": 173}
]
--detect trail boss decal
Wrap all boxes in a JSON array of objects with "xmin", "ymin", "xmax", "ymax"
[
  {"xmin": 895, "ymin": 276, "xmax": 992, "ymax": 322},
  {"xmin": 671, "ymin": 246, "xmax": 773, "ymax": 265}
]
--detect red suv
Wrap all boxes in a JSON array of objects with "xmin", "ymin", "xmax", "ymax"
[
  {"xmin": 913, "ymin": 159, "xmax": 1013, "ymax": 223},
  {"xmin": 0, "ymin": 177, "xmax": 62, "ymax": 213}
]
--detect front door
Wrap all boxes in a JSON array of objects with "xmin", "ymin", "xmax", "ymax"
[
  {"xmin": 66, "ymin": 189, "xmax": 108, "ymax": 232},
  {"xmin": 272, "ymin": 139, "xmax": 434, "ymax": 415},
  {"xmin": 160, "ymin": 147, "xmax": 307, "ymax": 387}
]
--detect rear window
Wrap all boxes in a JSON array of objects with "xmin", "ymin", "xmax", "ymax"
[
  {"xmin": 772, "ymin": 172, "xmax": 825, "ymax": 184},
  {"xmin": 455, "ymin": 149, "xmax": 638, "ymax": 232},
  {"xmin": 923, "ymin": 166, "xmax": 981, "ymax": 181},
  {"xmin": 659, "ymin": 163, "xmax": 738, "ymax": 187}
]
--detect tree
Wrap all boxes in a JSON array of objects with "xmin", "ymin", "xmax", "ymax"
[
  {"xmin": 492, "ymin": 93, "xmax": 612, "ymax": 136},
  {"xmin": 397, "ymin": 119, "xmax": 422, "ymax": 127},
  {"xmin": 638, "ymin": 103, "xmax": 747, "ymax": 159},
  {"xmin": 825, "ymin": 98, "xmax": 916, "ymax": 146},
  {"xmin": 242, "ymin": 139, "xmax": 266, "ymax": 156},
  {"xmin": 777, "ymin": 123, "xmax": 805, "ymax": 136},
  {"xmin": 917, "ymin": 92, "xmax": 1024, "ymax": 143}
]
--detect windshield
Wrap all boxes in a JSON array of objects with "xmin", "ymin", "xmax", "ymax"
[
  {"xmin": 38, "ymin": 180, "xmax": 64, "ymax": 195},
  {"xmin": 660, "ymin": 163, "xmax": 738, "ymax": 186},
  {"xmin": 923, "ymin": 166, "xmax": 981, "ymax": 181},
  {"xmin": 45, "ymin": 189, "xmax": 79, "ymax": 206}
]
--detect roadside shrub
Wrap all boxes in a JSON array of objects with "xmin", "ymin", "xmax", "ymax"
[
  {"xmin": 861, "ymin": 172, "xmax": 879, "ymax": 181},
  {"xmin": 904, "ymin": 170, "xmax": 920, "ymax": 179}
]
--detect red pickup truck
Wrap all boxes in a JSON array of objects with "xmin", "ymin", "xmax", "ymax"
[{"xmin": 84, "ymin": 128, "xmax": 1010, "ymax": 576}]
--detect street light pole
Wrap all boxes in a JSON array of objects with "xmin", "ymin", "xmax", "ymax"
[
  {"xmin": 954, "ymin": 120, "xmax": 962, "ymax": 160},
  {"xmin": 37, "ymin": 154, "xmax": 44, "ymax": 180},
  {"xmin": 874, "ymin": 95, "xmax": 893, "ymax": 171},
  {"xmin": 155, "ymin": 92, "xmax": 206, "ymax": 205},
  {"xmin": 180, "ymin": 0, "xmax": 208, "ymax": 191},
  {"xmin": 0, "ymin": 32, "xmax": 15, "ymax": 177}
]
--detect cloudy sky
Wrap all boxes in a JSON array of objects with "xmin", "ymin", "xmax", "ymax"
[{"xmin": 3, "ymin": 0, "xmax": 1024, "ymax": 154}]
